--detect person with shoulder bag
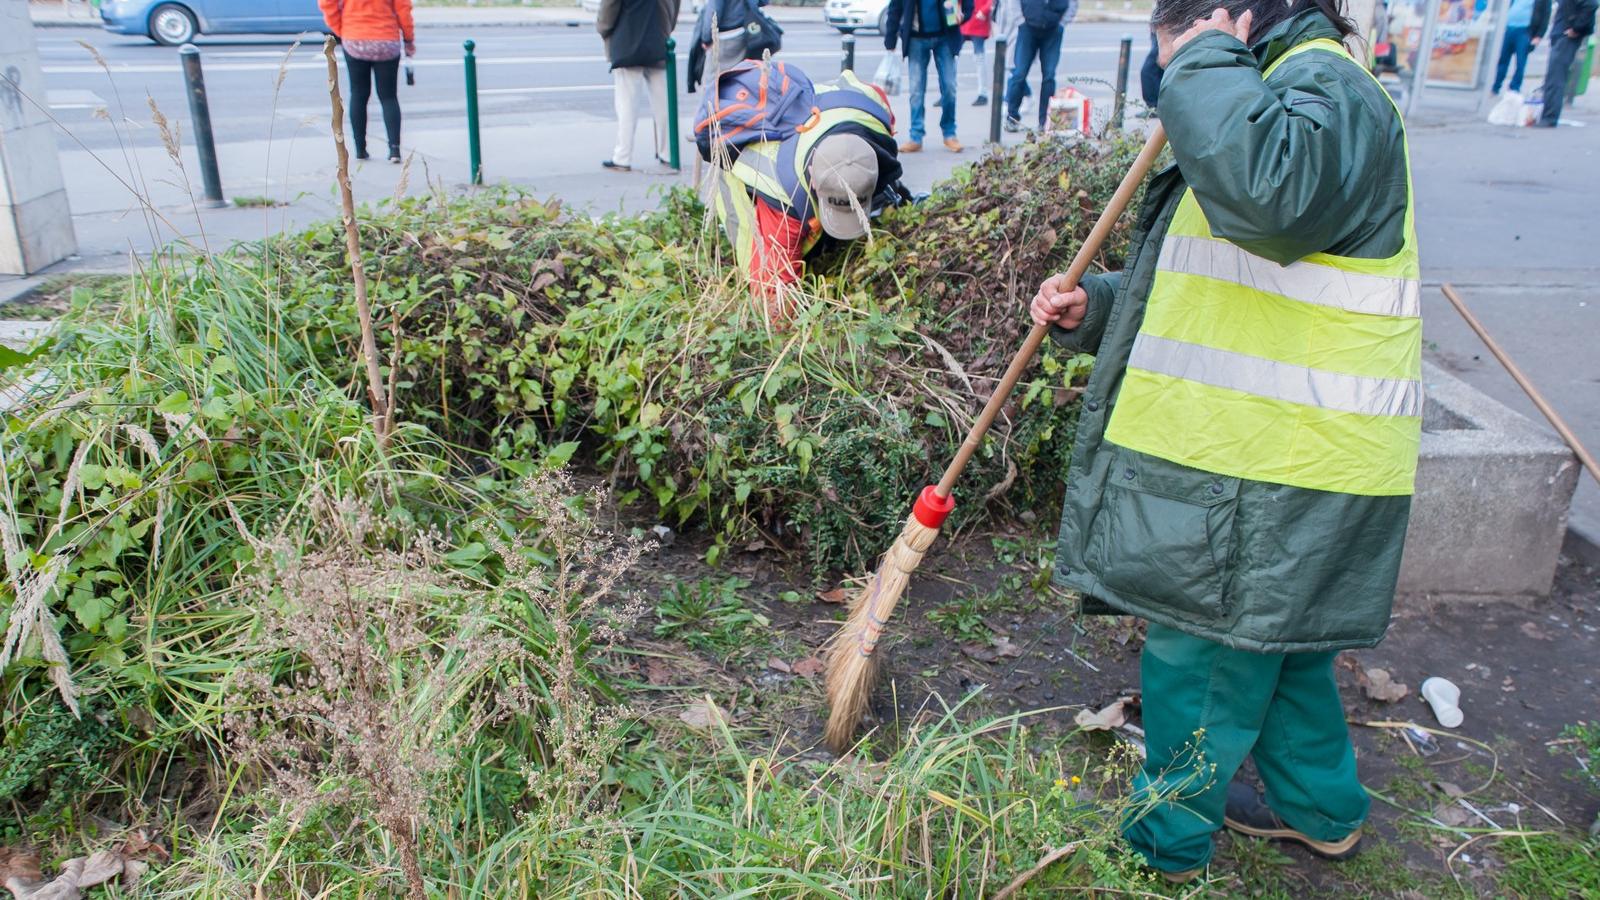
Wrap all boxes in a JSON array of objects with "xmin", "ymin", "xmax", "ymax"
[
  {"xmin": 319, "ymin": 0, "xmax": 415, "ymax": 163},
  {"xmin": 599, "ymin": 0, "xmax": 682, "ymax": 171},
  {"xmin": 1031, "ymin": 0, "xmax": 1422, "ymax": 882}
]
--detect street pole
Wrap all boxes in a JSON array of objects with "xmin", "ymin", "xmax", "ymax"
[
  {"xmin": 989, "ymin": 38, "xmax": 1007, "ymax": 143},
  {"xmin": 841, "ymin": 33, "xmax": 856, "ymax": 73},
  {"xmin": 463, "ymin": 39, "xmax": 483, "ymax": 185},
  {"xmin": 665, "ymin": 37, "xmax": 681, "ymax": 170},
  {"xmin": 1112, "ymin": 35, "xmax": 1132, "ymax": 130},
  {"xmin": 178, "ymin": 44, "xmax": 225, "ymax": 207}
]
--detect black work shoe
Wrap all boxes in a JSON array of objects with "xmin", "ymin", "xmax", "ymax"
[
  {"xmin": 972, "ymin": 95, "xmax": 989, "ymax": 106},
  {"xmin": 601, "ymin": 159, "xmax": 632, "ymax": 171},
  {"xmin": 1223, "ymin": 781, "xmax": 1362, "ymax": 860}
]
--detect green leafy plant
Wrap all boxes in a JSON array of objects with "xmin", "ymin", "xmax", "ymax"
[{"xmin": 653, "ymin": 576, "xmax": 768, "ymax": 654}]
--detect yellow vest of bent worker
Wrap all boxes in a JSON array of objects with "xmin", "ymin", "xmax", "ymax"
[{"xmin": 1105, "ymin": 39, "xmax": 1422, "ymax": 497}]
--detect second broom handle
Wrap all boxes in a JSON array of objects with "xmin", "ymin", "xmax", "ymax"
[{"xmin": 935, "ymin": 125, "xmax": 1168, "ymax": 497}]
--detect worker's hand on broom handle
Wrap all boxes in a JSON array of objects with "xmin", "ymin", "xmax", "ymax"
[
  {"xmin": 934, "ymin": 125, "xmax": 1168, "ymax": 498},
  {"xmin": 1031, "ymin": 278, "xmax": 1089, "ymax": 329}
]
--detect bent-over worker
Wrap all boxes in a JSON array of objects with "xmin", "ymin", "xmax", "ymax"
[
  {"xmin": 1031, "ymin": 0, "xmax": 1420, "ymax": 882},
  {"xmin": 705, "ymin": 67, "xmax": 907, "ymax": 319}
]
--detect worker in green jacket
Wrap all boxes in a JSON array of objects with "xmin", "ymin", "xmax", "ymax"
[{"xmin": 1030, "ymin": 0, "xmax": 1419, "ymax": 883}]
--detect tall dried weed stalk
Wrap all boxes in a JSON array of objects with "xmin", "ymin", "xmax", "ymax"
[
  {"xmin": 491, "ymin": 472, "xmax": 651, "ymax": 834},
  {"xmin": 225, "ymin": 496, "xmax": 526, "ymax": 898},
  {"xmin": 226, "ymin": 473, "xmax": 650, "ymax": 894}
]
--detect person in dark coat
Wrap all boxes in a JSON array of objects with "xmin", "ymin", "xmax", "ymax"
[
  {"xmin": 1140, "ymin": 29, "xmax": 1163, "ymax": 107},
  {"xmin": 1536, "ymin": 0, "xmax": 1597, "ymax": 124},
  {"xmin": 598, "ymin": 0, "xmax": 682, "ymax": 170},
  {"xmin": 884, "ymin": 0, "xmax": 975, "ymax": 152}
]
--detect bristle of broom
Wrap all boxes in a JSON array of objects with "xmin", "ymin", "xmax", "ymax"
[{"xmin": 823, "ymin": 513, "xmax": 942, "ymax": 753}]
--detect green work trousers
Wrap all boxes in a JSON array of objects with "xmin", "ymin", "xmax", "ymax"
[{"xmin": 1122, "ymin": 623, "xmax": 1369, "ymax": 872}]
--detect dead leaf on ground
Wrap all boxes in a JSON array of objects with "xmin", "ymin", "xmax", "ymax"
[
  {"xmin": 1431, "ymin": 802, "xmax": 1475, "ymax": 828},
  {"xmin": 766, "ymin": 657, "xmax": 793, "ymax": 674},
  {"xmin": 1075, "ymin": 696, "xmax": 1135, "ymax": 731},
  {"xmin": 1519, "ymin": 621, "xmax": 1553, "ymax": 641},
  {"xmin": 791, "ymin": 656, "xmax": 824, "ymax": 678},
  {"xmin": 960, "ymin": 642, "xmax": 998, "ymax": 663},
  {"xmin": 1362, "ymin": 667, "xmax": 1410, "ymax": 703},
  {"xmin": 7, "ymin": 847, "xmax": 133, "ymax": 900},
  {"xmin": 678, "ymin": 697, "xmax": 734, "ymax": 732},
  {"xmin": 1432, "ymin": 781, "xmax": 1466, "ymax": 799},
  {"xmin": 817, "ymin": 587, "xmax": 849, "ymax": 604},
  {"xmin": 0, "ymin": 847, "xmax": 43, "ymax": 885},
  {"xmin": 991, "ymin": 636, "xmax": 1025, "ymax": 659},
  {"xmin": 642, "ymin": 658, "xmax": 676, "ymax": 686}
]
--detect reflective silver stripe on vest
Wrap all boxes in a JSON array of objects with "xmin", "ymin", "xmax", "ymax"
[
  {"xmin": 1158, "ymin": 235, "xmax": 1421, "ymax": 319},
  {"xmin": 1129, "ymin": 333, "xmax": 1423, "ymax": 417}
]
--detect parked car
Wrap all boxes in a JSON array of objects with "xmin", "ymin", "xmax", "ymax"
[
  {"xmin": 99, "ymin": 0, "xmax": 327, "ymax": 46},
  {"xmin": 825, "ymin": 0, "xmax": 891, "ymax": 34}
]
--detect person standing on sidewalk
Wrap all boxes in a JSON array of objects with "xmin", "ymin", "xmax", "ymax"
[
  {"xmin": 599, "ymin": 0, "xmax": 682, "ymax": 171},
  {"xmin": 1492, "ymin": 0, "xmax": 1550, "ymax": 93},
  {"xmin": 1031, "ymin": 0, "xmax": 1420, "ymax": 883},
  {"xmin": 884, "ymin": 0, "xmax": 975, "ymax": 152},
  {"xmin": 319, "ymin": 0, "xmax": 415, "ymax": 163},
  {"xmin": 1536, "ymin": 0, "xmax": 1597, "ymax": 125},
  {"xmin": 694, "ymin": 0, "xmax": 768, "ymax": 70},
  {"xmin": 962, "ymin": 0, "xmax": 995, "ymax": 106},
  {"xmin": 1002, "ymin": 0, "xmax": 1078, "ymax": 131}
]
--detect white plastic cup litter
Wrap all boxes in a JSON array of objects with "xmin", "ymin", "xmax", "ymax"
[{"xmin": 1420, "ymin": 676, "xmax": 1464, "ymax": 728}]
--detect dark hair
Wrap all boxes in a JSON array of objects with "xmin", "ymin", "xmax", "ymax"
[{"xmin": 1150, "ymin": 0, "xmax": 1357, "ymax": 43}]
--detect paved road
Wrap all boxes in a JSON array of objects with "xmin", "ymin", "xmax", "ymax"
[{"xmin": 36, "ymin": 21, "xmax": 1146, "ymax": 151}]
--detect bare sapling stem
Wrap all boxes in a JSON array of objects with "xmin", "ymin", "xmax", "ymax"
[{"xmin": 324, "ymin": 37, "xmax": 392, "ymax": 447}]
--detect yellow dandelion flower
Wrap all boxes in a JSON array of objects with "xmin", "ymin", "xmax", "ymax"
[
  {"xmin": 1054, "ymin": 778, "xmax": 1067, "ymax": 788},
  {"xmin": 1071, "ymin": 775, "xmax": 1082, "ymax": 785}
]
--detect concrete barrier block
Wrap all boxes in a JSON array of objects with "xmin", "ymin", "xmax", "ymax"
[{"xmin": 1400, "ymin": 363, "xmax": 1581, "ymax": 599}]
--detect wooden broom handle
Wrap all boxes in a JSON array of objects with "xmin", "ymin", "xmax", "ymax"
[
  {"xmin": 935, "ymin": 125, "xmax": 1168, "ymax": 498},
  {"xmin": 1440, "ymin": 283, "xmax": 1600, "ymax": 487}
]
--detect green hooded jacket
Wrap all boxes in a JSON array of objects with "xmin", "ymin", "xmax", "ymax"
[{"xmin": 1050, "ymin": 12, "xmax": 1415, "ymax": 653}]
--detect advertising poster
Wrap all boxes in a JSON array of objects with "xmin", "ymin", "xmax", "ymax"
[{"xmin": 1427, "ymin": 0, "xmax": 1493, "ymax": 86}]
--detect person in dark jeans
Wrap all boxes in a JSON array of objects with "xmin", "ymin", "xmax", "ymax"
[
  {"xmin": 1493, "ymin": 0, "xmax": 1550, "ymax": 93},
  {"xmin": 319, "ymin": 0, "xmax": 415, "ymax": 162},
  {"xmin": 1538, "ymin": 0, "xmax": 1598, "ymax": 125},
  {"xmin": 1003, "ymin": 0, "xmax": 1077, "ymax": 130},
  {"xmin": 884, "ymin": 0, "xmax": 975, "ymax": 152}
]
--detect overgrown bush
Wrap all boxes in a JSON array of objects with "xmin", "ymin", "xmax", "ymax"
[{"xmin": 271, "ymin": 135, "xmax": 1146, "ymax": 571}]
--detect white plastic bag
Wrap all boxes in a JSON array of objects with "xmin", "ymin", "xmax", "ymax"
[
  {"xmin": 1486, "ymin": 91, "xmax": 1525, "ymax": 127},
  {"xmin": 873, "ymin": 54, "xmax": 904, "ymax": 96}
]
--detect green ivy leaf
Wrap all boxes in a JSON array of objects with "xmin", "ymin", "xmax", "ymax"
[{"xmin": 155, "ymin": 391, "xmax": 192, "ymax": 415}]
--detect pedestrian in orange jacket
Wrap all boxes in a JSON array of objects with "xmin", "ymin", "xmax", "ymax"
[{"xmin": 320, "ymin": 0, "xmax": 416, "ymax": 162}]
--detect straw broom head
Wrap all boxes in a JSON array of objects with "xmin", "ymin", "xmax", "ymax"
[{"xmin": 823, "ymin": 490, "xmax": 950, "ymax": 753}]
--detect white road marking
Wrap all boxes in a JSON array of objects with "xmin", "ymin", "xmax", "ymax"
[
  {"xmin": 41, "ymin": 46, "xmax": 1118, "ymax": 75},
  {"xmin": 47, "ymin": 88, "xmax": 106, "ymax": 109}
]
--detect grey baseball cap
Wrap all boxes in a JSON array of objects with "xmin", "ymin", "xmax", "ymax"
[{"xmin": 809, "ymin": 133, "xmax": 879, "ymax": 240}]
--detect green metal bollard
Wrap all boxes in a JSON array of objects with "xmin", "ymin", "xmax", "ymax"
[
  {"xmin": 665, "ymin": 37, "xmax": 681, "ymax": 170},
  {"xmin": 464, "ymin": 39, "xmax": 483, "ymax": 185}
]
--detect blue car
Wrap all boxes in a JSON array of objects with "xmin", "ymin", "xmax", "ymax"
[{"xmin": 99, "ymin": 0, "xmax": 327, "ymax": 46}]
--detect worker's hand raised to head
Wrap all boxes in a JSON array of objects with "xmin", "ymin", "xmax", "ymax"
[
  {"xmin": 1172, "ymin": 8, "xmax": 1253, "ymax": 54},
  {"xmin": 1030, "ymin": 274, "xmax": 1088, "ymax": 330}
]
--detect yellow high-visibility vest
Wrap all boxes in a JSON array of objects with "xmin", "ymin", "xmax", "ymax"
[
  {"xmin": 708, "ymin": 71, "xmax": 893, "ymax": 270},
  {"xmin": 1104, "ymin": 38, "xmax": 1421, "ymax": 497}
]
